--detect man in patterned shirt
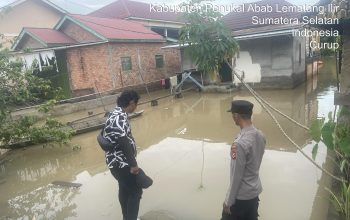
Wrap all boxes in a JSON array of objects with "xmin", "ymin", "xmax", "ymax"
[
  {"xmin": 222, "ymin": 100, "xmax": 266, "ymax": 220},
  {"xmin": 103, "ymin": 90, "xmax": 141, "ymax": 220}
]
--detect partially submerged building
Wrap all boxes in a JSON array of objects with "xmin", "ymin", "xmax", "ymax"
[
  {"xmin": 11, "ymin": 14, "xmax": 181, "ymax": 97},
  {"xmin": 222, "ymin": 0, "xmax": 307, "ymax": 88}
]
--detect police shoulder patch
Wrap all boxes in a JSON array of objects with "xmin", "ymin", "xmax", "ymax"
[{"xmin": 231, "ymin": 144, "xmax": 237, "ymax": 160}]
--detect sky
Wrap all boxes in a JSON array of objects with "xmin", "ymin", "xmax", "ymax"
[{"xmin": 0, "ymin": 0, "xmax": 321, "ymax": 14}]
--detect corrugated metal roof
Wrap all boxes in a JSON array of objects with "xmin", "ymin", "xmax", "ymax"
[
  {"xmin": 232, "ymin": 24, "xmax": 302, "ymax": 36},
  {"xmin": 161, "ymin": 25, "xmax": 301, "ymax": 48},
  {"xmin": 89, "ymin": 0, "xmax": 183, "ymax": 23},
  {"xmin": 69, "ymin": 14, "xmax": 165, "ymax": 41}
]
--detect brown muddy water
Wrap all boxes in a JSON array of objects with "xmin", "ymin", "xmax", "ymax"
[{"xmin": 0, "ymin": 58, "xmax": 338, "ymax": 220}]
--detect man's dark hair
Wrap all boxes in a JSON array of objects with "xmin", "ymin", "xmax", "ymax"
[
  {"xmin": 238, "ymin": 113, "xmax": 252, "ymax": 120},
  {"xmin": 117, "ymin": 90, "xmax": 140, "ymax": 108}
]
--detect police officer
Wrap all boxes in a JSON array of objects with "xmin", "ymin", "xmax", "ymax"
[{"xmin": 222, "ymin": 100, "xmax": 266, "ymax": 220}]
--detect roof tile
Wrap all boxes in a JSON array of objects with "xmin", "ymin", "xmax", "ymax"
[
  {"xmin": 25, "ymin": 28, "xmax": 77, "ymax": 45},
  {"xmin": 89, "ymin": 0, "xmax": 183, "ymax": 23},
  {"xmin": 222, "ymin": 0, "xmax": 302, "ymax": 31},
  {"xmin": 70, "ymin": 14, "xmax": 165, "ymax": 41}
]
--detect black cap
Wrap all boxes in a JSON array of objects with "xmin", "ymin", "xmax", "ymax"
[{"xmin": 227, "ymin": 100, "xmax": 254, "ymax": 115}]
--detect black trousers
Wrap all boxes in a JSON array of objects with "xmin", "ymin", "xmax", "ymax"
[
  {"xmin": 221, "ymin": 197, "xmax": 259, "ymax": 220},
  {"xmin": 110, "ymin": 167, "xmax": 143, "ymax": 220}
]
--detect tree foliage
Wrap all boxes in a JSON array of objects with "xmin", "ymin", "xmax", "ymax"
[
  {"xmin": 179, "ymin": 0, "xmax": 239, "ymax": 75},
  {"xmin": 0, "ymin": 48, "xmax": 74, "ymax": 148},
  {"xmin": 310, "ymin": 110, "xmax": 350, "ymax": 219}
]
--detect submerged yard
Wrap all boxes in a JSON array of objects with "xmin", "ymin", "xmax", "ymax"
[{"xmin": 0, "ymin": 58, "xmax": 338, "ymax": 220}]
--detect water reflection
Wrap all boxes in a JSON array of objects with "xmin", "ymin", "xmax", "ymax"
[
  {"xmin": 0, "ymin": 58, "xmax": 337, "ymax": 219},
  {"xmin": 132, "ymin": 86, "xmax": 312, "ymax": 152},
  {"xmin": 7, "ymin": 185, "xmax": 78, "ymax": 220}
]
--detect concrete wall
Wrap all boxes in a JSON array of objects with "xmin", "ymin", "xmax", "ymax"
[
  {"xmin": 235, "ymin": 35, "xmax": 306, "ymax": 89},
  {"xmin": 292, "ymin": 35, "xmax": 307, "ymax": 86},
  {"xmin": 235, "ymin": 51, "xmax": 261, "ymax": 83},
  {"xmin": 66, "ymin": 42, "xmax": 181, "ymax": 96},
  {"xmin": 0, "ymin": 0, "xmax": 62, "ymax": 48}
]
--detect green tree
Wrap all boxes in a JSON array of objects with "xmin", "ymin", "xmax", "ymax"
[
  {"xmin": 179, "ymin": 0, "xmax": 239, "ymax": 78},
  {"xmin": 0, "ymin": 47, "xmax": 74, "ymax": 149}
]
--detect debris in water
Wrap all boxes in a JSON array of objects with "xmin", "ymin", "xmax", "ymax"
[
  {"xmin": 175, "ymin": 93, "xmax": 183, "ymax": 98},
  {"xmin": 51, "ymin": 181, "xmax": 82, "ymax": 188},
  {"xmin": 128, "ymin": 110, "xmax": 144, "ymax": 119},
  {"xmin": 151, "ymin": 100, "xmax": 158, "ymax": 106}
]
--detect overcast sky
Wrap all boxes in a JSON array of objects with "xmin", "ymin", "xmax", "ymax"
[{"xmin": 1, "ymin": 0, "xmax": 320, "ymax": 14}]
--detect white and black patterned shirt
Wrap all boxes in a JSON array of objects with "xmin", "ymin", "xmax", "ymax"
[{"xmin": 103, "ymin": 107, "xmax": 137, "ymax": 169}]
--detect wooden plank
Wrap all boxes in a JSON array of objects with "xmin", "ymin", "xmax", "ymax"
[
  {"xmin": 51, "ymin": 181, "xmax": 82, "ymax": 188},
  {"xmin": 334, "ymin": 92, "xmax": 350, "ymax": 106}
]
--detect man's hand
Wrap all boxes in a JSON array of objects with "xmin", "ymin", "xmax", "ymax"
[
  {"xmin": 223, "ymin": 202, "xmax": 231, "ymax": 215},
  {"xmin": 130, "ymin": 166, "xmax": 140, "ymax": 174}
]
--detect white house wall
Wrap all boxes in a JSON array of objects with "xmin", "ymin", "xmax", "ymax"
[
  {"xmin": 292, "ymin": 35, "xmax": 307, "ymax": 85},
  {"xmin": 235, "ymin": 51, "xmax": 261, "ymax": 83},
  {"xmin": 236, "ymin": 35, "xmax": 306, "ymax": 88}
]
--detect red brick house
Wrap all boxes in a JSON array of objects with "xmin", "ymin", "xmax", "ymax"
[
  {"xmin": 11, "ymin": 14, "xmax": 181, "ymax": 96},
  {"xmin": 89, "ymin": 0, "xmax": 184, "ymax": 42}
]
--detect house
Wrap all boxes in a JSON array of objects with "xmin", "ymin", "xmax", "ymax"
[
  {"xmin": 0, "ymin": 0, "xmax": 67, "ymax": 48},
  {"xmin": 11, "ymin": 14, "xmax": 181, "ymax": 97},
  {"xmin": 222, "ymin": 0, "xmax": 307, "ymax": 89},
  {"xmin": 89, "ymin": 0, "xmax": 184, "ymax": 42}
]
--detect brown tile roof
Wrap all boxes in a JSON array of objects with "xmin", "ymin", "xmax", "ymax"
[
  {"xmin": 222, "ymin": 0, "xmax": 302, "ymax": 31},
  {"xmin": 89, "ymin": 0, "xmax": 183, "ymax": 23},
  {"xmin": 25, "ymin": 28, "xmax": 77, "ymax": 45},
  {"xmin": 70, "ymin": 14, "xmax": 165, "ymax": 41}
]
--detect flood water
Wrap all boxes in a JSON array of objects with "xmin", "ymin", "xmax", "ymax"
[{"xmin": 0, "ymin": 58, "xmax": 338, "ymax": 220}]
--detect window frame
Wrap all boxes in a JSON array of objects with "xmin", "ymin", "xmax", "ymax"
[
  {"xmin": 121, "ymin": 56, "xmax": 132, "ymax": 71},
  {"xmin": 155, "ymin": 54, "xmax": 164, "ymax": 69}
]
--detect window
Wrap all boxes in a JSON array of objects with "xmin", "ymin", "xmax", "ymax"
[
  {"xmin": 121, "ymin": 57, "xmax": 132, "ymax": 71},
  {"xmin": 155, "ymin": 55, "xmax": 164, "ymax": 68}
]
